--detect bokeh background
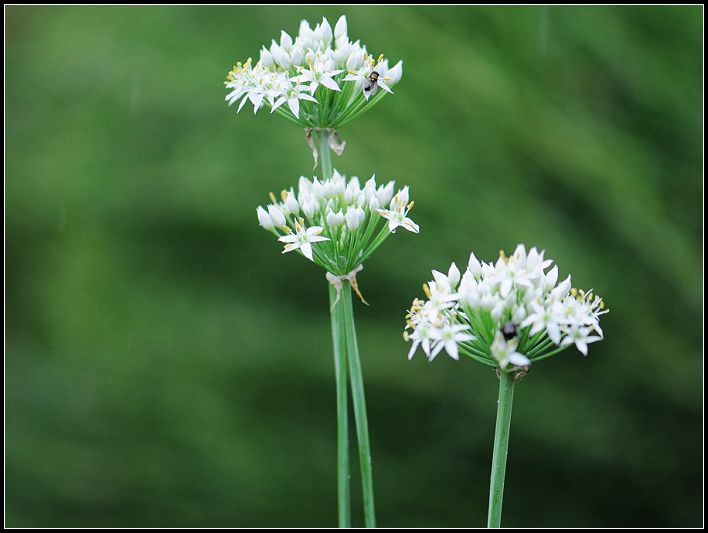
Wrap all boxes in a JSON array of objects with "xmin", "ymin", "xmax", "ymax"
[{"xmin": 6, "ymin": 5, "xmax": 703, "ymax": 528}]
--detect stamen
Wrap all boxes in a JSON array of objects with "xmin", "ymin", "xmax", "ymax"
[{"xmin": 423, "ymin": 283, "xmax": 432, "ymax": 298}]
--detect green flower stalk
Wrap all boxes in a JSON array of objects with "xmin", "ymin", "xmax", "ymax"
[
  {"xmin": 229, "ymin": 15, "xmax": 412, "ymax": 527},
  {"xmin": 403, "ymin": 245, "xmax": 608, "ymax": 527}
]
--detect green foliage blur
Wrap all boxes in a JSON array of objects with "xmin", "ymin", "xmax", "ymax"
[{"xmin": 5, "ymin": 5, "xmax": 703, "ymax": 528}]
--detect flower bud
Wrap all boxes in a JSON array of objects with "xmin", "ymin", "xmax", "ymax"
[
  {"xmin": 387, "ymin": 60, "xmax": 403, "ymax": 85},
  {"xmin": 302, "ymin": 199, "xmax": 317, "ymax": 218},
  {"xmin": 447, "ymin": 262, "xmax": 461, "ymax": 289},
  {"xmin": 545, "ymin": 265, "xmax": 559, "ymax": 289},
  {"xmin": 298, "ymin": 176, "xmax": 312, "ymax": 194},
  {"xmin": 468, "ymin": 252, "xmax": 482, "ymax": 278},
  {"xmin": 346, "ymin": 49, "xmax": 364, "ymax": 71},
  {"xmin": 290, "ymin": 44, "xmax": 304, "ymax": 66},
  {"xmin": 334, "ymin": 15, "xmax": 347, "ymax": 40},
  {"xmin": 376, "ymin": 181, "xmax": 394, "ymax": 206},
  {"xmin": 346, "ymin": 207, "xmax": 363, "ymax": 230},
  {"xmin": 268, "ymin": 205, "xmax": 286, "ymax": 227},
  {"xmin": 280, "ymin": 30, "xmax": 293, "ymax": 51},
  {"xmin": 257, "ymin": 206, "xmax": 274, "ymax": 230},
  {"xmin": 260, "ymin": 47, "xmax": 274, "ymax": 68},
  {"xmin": 320, "ymin": 17, "xmax": 333, "ymax": 44},
  {"xmin": 285, "ymin": 193, "xmax": 299, "ymax": 215}
]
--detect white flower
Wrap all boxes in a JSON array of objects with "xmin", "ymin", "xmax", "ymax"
[
  {"xmin": 560, "ymin": 325, "xmax": 602, "ymax": 356},
  {"xmin": 430, "ymin": 324, "xmax": 475, "ymax": 361},
  {"xmin": 490, "ymin": 332, "xmax": 530, "ymax": 369},
  {"xmin": 344, "ymin": 55, "xmax": 394, "ymax": 100},
  {"xmin": 294, "ymin": 57, "xmax": 343, "ymax": 93},
  {"xmin": 278, "ymin": 223, "xmax": 329, "ymax": 261},
  {"xmin": 520, "ymin": 302, "xmax": 562, "ymax": 344},
  {"xmin": 271, "ymin": 84, "xmax": 318, "ymax": 119},
  {"xmin": 377, "ymin": 207, "xmax": 419, "ymax": 233},
  {"xmin": 377, "ymin": 190, "xmax": 418, "ymax": 233}
]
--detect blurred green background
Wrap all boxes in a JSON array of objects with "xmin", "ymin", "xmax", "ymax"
[{"xmin": 6, "ymin": 5, "xmax": 703, "ymax": 528}]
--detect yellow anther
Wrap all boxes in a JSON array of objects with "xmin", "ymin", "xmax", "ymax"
[
  {"xmin": 281, "ymin": 225, "xmax": 292, "ymax": 234},
  {"xmin": 377, "ymin": 53, "xmax": 384, "ymax": 63},
  {"xmin": 407, "ymin": 201, "xmax": 414, "ymax": 210},
  {"xmin": 403, "ymin": 331, "xmax": 410, "ymax": 341},
  {"xmin": 280, "ymin": 190, "xmax": 288, "ymax": 201},
  {"xmin": 383, "ymin": 76, "xmax": 392, "ymax": 81},
  {"xmin": 423, "ymin": 283, "xmax": 432, "ymax": 298},
  {"xmin": 295, "ymin": 220, "xmax": 302, "ymax": 232},
  {"xmin": 269, "ymin": 191, "xmax": 277, "ymax": 203},
  {"xmin": 499, "ymin": 249, "xmax": 507, "ymax": 259},
  {"xmin": 570, "ymin": 288, "xmax": 578, "ymax": 297}
]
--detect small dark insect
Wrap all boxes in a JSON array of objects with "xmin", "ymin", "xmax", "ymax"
[
  {"xmin": 501, "ymin": 321, "xmax": 517, "ymax": 340},
  {"xmin": 363, "ymin": 71, "xmax": 380, "ymax": 95}
]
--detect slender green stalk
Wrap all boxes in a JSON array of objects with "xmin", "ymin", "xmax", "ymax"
[
  {"xmin": 341, "ymin": 282, "xmax": 376, "ymax": 528},
  {"xmin": 321, "ymin": 129, "xmax": 352, "ymax": 527},
  {"xmin": 319, "ymin": 130, "xmax": 332, "ymax": 182},
  {"xmin": 487, "ymin": 370, "xmax": 515, "ymax": 528},
  {"xmin": 329, "ymin": 284, "xmax": 351, "ymax": 528}
]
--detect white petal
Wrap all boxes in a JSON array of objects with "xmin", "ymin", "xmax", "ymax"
[
  {"xmin": 377, "ymin": 79, "xmax": 393, "ymax": 94},
  {"xmin": 287, "ymin": 97, "xmax": 300, "ymax": 118},
  {"xmin": 319, "ymin": 75, "xmax": 341, "ymax": 91},
  {"xmin": 237, "ymin": 94, "xmax": 250, "ymax": 113},
  {"xmin": 509, "ymin": 353, "xmax": 530, "ymax": 367},
  {"xmin": 445, "ymin": 341, "xmax": 459, "ymax": 360},
  {"xmin": 300, "ymin": 242, "xmax": 313, "ymax": 261},
  {"xmin": 407, "ymin": 340, "xmax": 419, "ymax": 360},
  {"xmin": 271, "ymin": 96, "xmax": 286, "ymax": 112},
  {"xmin": 402, "ymin": 218, "xmax": 419, "ymax": 233}
]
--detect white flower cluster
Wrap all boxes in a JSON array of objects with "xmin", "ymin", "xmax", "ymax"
[
  {"xmin": 225, "ymin": 16, "xmax": 403, "ymax": 128},
  {"xmin": 405, "ymin": 245, "xmax": 607, "ymax": 370},
  {"xmin": 257, "ymin": 170, "xmax": 418, "ymax": 275}
]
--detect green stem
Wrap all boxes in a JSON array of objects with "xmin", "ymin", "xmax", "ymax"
[
  {"xmin": 487, "ymin": 370, "xmax": 515, "ymax": 528},
  {"xmin": 341, "ymin": 282, "xmax": 376, "ymax": 528},
  {"xmin": 329, "ymin": 285, "xmax": 351, "ymax": 528},
  {"xmin": 319, "ymin": 130, "xmax": 332, "ymax": 180}
]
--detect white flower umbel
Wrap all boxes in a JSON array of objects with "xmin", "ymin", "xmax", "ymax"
[
  {"xmin": 404, "ymin": 246, "xmax": 609, "ymax": 528},
  {"xmin": 404, "ymin": 244, "xmax": 607, "ymax": 368},
  {"xmin": 225, "ymin": 16, "xmax": 403, "ymax": 128},
  {"xmin": 257, "ymin": 170, "xmax": 419, "ymax": 276}
]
